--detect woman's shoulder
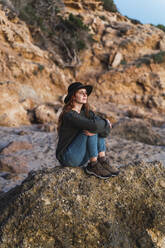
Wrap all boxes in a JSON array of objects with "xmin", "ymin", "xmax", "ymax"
[
  {"xmin": 63, "ymin": 110, "xmax": 79, "ymax": 119},
  {"xmin": 64, "ymin": 108, "xmax": 95, "ymax": 119},
  {"xmin": 65, "ymin": 109, "xmax": 79, "ymax": 114}
]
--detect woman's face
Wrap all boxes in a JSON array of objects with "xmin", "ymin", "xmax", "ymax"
[{"xmin": 74, "ymin": 88, "xmax": 87, "ymax": 104}]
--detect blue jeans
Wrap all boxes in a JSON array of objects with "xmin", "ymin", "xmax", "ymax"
[{"xmin": 60, "ymin": 133, "xmax": 106, "ymax": 167}]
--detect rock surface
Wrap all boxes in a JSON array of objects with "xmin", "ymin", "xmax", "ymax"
[{"xmin": 0, "ymin": 161, "xmax": 164, "ymax": 248}]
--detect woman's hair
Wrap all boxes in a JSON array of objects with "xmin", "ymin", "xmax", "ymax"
[{"xmin": 57, "ymin": 93, "xmax": 90, "ymax": 133}]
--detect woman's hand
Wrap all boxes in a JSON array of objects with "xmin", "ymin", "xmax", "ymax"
[
  {"xmin": 83, "ymin": 130, "xmax": 96, "ymax": 136},
  {"xmin": 106, "ymin": 119, "xmax": 112, "ymax": 128}
]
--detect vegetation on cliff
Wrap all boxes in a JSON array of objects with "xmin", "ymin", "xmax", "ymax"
[
  {"xmin": 17, "ymin": 0, "xmax": 94, "ymax": 66},
  {"xmin": 101, "ymin": 0, "xmax": 118, "ymax": 12},
  {"xmin": 156, "ymin": 24, "xmax": 165, "ymax": 33}
]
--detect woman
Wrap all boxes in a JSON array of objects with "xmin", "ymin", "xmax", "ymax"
[{"xmin": 56, "ymin": 82, "xmax": 119, "ymax": 179}]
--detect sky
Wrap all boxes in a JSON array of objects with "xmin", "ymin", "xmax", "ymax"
[{"xmin": 115, "ymin": 0, "xmax": 165, "ymax": 25}]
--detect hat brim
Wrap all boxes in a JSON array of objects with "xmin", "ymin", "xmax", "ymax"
[{"xmin": 64, "ymin": 85, "xmax": 93, "ymax": 104}]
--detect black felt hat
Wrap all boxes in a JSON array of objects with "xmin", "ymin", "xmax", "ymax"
[{"xmin": 64, "ymin": 82, "xmax": 93, "ymax": 104}]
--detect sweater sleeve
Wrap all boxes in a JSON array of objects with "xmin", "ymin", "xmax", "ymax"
[
  {"xmin": 94, "ymin": 115, "xmax": 110, "ymax": 137},
  {"xmin": 64, "ymin": 110, "xmax": 107, "ymax": 133}
]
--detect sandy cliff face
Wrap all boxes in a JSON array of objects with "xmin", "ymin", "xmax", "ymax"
[
  {"xmin": 0, "ymin": 0, "xmax": 165, "ymax": 126},
  {"xmin": 0, "ymin": 3, "xmax": 68, "ymax": 126}
]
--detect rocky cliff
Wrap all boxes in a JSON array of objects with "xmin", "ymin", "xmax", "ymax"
[
  {"xmin": 0, "ymin": 0, "xmax": 165, "ymax": 126},
  {"xmin": 0, "ymin": 161, "xmax": 164, "ymax": 248}
]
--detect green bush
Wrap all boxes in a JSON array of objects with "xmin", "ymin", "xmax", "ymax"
[
  {"xmin": 38, "ymin": 64, "xmax": 44, "ymax": 72},
  {"xmin": 151, "ymin": 51, "xmax": 165, "ymax": 64},
  {"xmin": 19, "ymin": 2, "xmax": 94, "ymax": 65},
  {"xmin": 136, "ymin": 56, "xmax": 151, "ymax": 68},
  {"xmin": 136, "ymin": 52, "xmax": 165, "ymax": 68},
  {"xmin": 120, "ymin": 59, "xmax": 127, "ymax": 65},
  {"xmin": 88, "ymin": 34, "xmax": 97, "ymax": 44},
  {"xmin": 19, "ymin": 4, "xmax": 44, "ymax": 30},
  {"xmin": 156, "ymin": 24, "xmax": 165, "ymax": 32},
  {"xmin": 76, "ymin": 40, "xmax": 86, "ymax": 51},
  {"xmin": 101, "ymin": 0, "xmax": 118, "ymax": 12},
  {"xmin": 58, "ymin": 14, "xmax": 91, "ymax": 53},
  {"xmin": 100, "ymin": 15, "xmax": 106, "ymax": 21},
  {"xmin": 126, "ymin": 16, "xmax": 142, "ymax": 25},
  {"xmin": 61, "ymin": 14, "xmax": 89, "ymax": 33},
  {"xmin": 140, "ymin": 57, "xmax": 151, "ymax": 66}
]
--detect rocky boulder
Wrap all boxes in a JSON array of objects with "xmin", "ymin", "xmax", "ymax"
[
  {"xmin": 111, "ymin": 52, "xmax": 123, "ymax": 68},
  {"xmin": 0, "ymin": 141, "xmax": 33, "ymax": 174},
  {"xmin": 0, "ymin": 161, "xmax": 164, "ymax": 248},
  {"xmin": 0, "ymin": 140, "xmax": 33, "ymax": 155},
  {"xmin": 111, "ymin": 118, "xmax": 165, "ymax": 146},
  {"xmin": 33, "ymin": 103, "xmax": 62, "ymax": 124}
]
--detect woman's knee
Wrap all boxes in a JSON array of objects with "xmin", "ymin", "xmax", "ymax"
[{"xmin": 87, "ymin": 134, "xmax": 98, "ymax": 143}]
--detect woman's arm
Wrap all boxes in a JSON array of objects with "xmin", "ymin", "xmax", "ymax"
[
  {"xmin": 92, "ymin": 113, "xmax": 111, "ymax": 137},
  {"xmin": 64, "ymin": 110, "xmax": 107, "ymax": 133}
]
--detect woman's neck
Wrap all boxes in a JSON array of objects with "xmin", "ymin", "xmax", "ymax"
[{"xmin": 72, "ymin": 103, "xmax": 83, "ymax": 113}]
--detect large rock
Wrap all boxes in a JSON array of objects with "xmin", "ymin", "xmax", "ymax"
[
  {"xmin": 0, "ymin": 155, "xmax": 28, "ymax": 173},
  {"xmin": 111, "ymin": 118, "xmax": 165, "ymax": 145},
  {"xmin": 0, "ymin": 140, "xmax": 33, "ymax": 155},
  {"xmin": 0, "ymin": 161, "xmax": 164, "ymax": 247},
  {"xmin": 0, "ymin": 141, "xmax": 33, "ymax": 174},
  {"xmin": 111, "ymin": 52, "xmax": 123, "ymax": 68},
  {"xmin": 34, "ymin": 103, "xmax": 61, "ymax": 124}
]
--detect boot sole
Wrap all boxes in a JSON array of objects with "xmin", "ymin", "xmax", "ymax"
[
  {"xmin": 85, "ymin": 168, "xmax": 112, "ymax": 179},
  {"xmin": 109, "ymin": 171, "xmax": 120, "ymax": 176}
]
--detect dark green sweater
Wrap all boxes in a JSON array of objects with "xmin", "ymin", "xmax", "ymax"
[{"xmin": 56, "ymin": 109, "xmax": 110, "ymax": 162}]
